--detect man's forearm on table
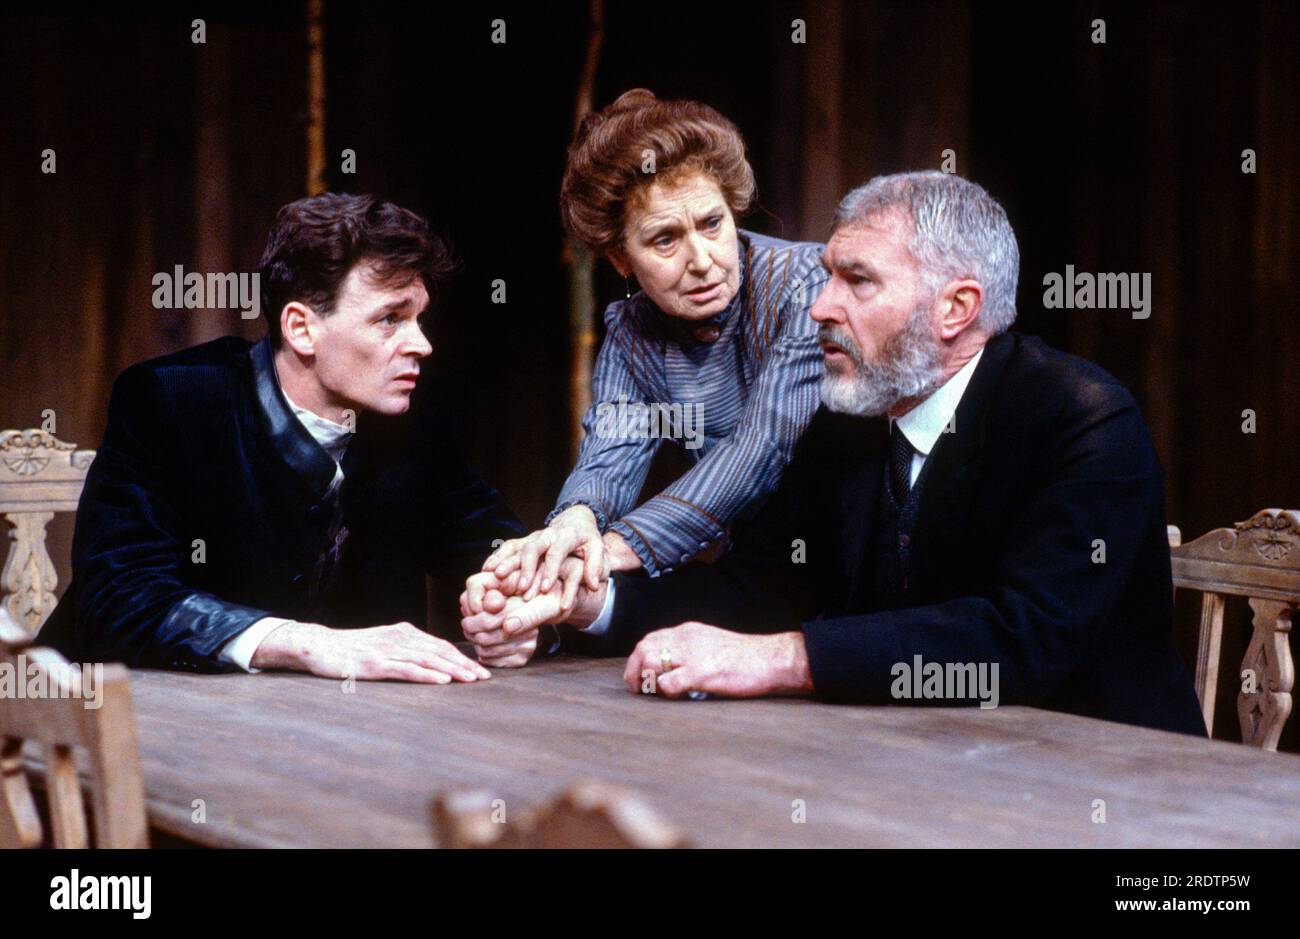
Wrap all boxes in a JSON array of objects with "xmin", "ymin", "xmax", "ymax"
[
  {"xmin": 247, "ymin": 620, "xmax": 330, "ymax": 671},
  {"xmin": 771, "ymin": 630, "xmax": 816, "ymax": 694},
  {"xmin": 220, "ymin": 616, "xmax": 293, "ymax": 672}
]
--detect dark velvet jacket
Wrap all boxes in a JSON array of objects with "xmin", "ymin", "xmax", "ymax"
[
  {"xmin": 41, "ymin": 336, "xmax": 523, "ymax": 671},
  {"xmin": 594, "ymin": 331, "xmax": 1207, "ymax": 736}
]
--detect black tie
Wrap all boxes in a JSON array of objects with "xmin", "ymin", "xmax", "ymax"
[{"xmin": 889, "ymin": 422, "xmax": 914, "ymax": 505}]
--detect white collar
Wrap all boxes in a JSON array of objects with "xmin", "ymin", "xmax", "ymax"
[
  {"xmin": 282, "ymin": 391, "xmax": 352, "ymax": 459},
  {"xmin": 893, "ymin": 347, "xmax": 984, "ymax": 457}
]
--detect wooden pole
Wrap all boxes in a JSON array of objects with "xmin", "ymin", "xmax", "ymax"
[
  {"xmin": 800, "ymin": 0, "xmax": 843, "ymax": 239},
  {"xmin": 306, "ymin": 0, "xmax": 327, "ymax": 196},
  {"xmin": 566, "ymin": 0, "xmax": 605, "ymax": 462}
]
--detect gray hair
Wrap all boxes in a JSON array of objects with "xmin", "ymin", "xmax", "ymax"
[{"xmin": 834, "ymin": 171, "xmax": 1020, "ymax": 335}]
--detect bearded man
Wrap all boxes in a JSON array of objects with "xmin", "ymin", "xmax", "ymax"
[{"xmin": 462, "ymin": 171, "xmax": 1205, "ymax": 735}]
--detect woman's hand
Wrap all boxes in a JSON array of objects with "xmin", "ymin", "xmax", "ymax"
[
  {"xmin": 480, "ymin": 505, "xmax": 606, "ymax": 603},
  {"xmin": 460, "ymin": 557, "xmax": 607, "ymax": 668},
  {"xmin": 601, "ymin": 531, "xmax": 642, "ymax": 572}
]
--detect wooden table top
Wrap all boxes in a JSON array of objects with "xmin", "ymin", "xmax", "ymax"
[{"xmin": 124, "ymin": 655, "xmax": 1300, "ymax": 848}]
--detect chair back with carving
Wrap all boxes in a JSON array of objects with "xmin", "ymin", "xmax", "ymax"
[
  {"xmin": 1170, "ymin": 508, "xmax": 1298, "ymax": 750},
  {"xmin": 0, "ymin": 611, "xmax": 148, "ymax": 848},
  {"xmin": 433, "ymin": 780, "xmax": 688, "ymax": 848},
  {"xmin": 0, "ymin": 429, "xmax": 95, "ymax": 636}
]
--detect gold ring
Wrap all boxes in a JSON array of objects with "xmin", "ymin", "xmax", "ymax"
[{"xmin": 660, "ymin": 649, "xmax": 674, "ymax": 673}]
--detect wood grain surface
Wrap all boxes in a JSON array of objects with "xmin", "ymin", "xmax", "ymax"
[{"xmin": 122, "ymin": 655, "xmax": 1300, "ymax": 848}]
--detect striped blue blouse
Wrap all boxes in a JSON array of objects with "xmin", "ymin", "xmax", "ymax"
[{"xmin": 549, "ymin": 229, "xmax": 828, "ymax": 576}]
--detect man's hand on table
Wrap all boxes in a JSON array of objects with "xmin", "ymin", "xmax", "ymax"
[
  {"xmin": 460, "ymin": 562, "xmax": 817, "ymax": 700},
  {"xmin": 250, "ymin": 620, "xmax": 491, "ymax": 684},
  {"xmin": 624, "ymin": 622, "xmax": 815, "ymax": 700},
  {"xmin": 460, "ymin": 554, "xmax": 818, "ymax": 700}
]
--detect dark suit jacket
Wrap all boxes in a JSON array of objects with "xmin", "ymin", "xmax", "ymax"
[
  {"xmin": 41, "ymin": 336, "xmax": 524, "ymax": 671},
  {"xmin": 596, "ymin": 331, "xmax": 1206, "ymax": 735}
]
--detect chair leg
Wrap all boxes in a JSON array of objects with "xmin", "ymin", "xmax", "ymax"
[
  {"xmin": 1237, "ymin": 598, "xmax": 1295, "ymax": 751},
  {"xmin": 46, "ymin": 744, "xmax": 88, "ymax": 848},
  {"xmin": 1194, "ymin": 593, "xmax": 1224, "ymax": 736},
  {"xmin": 0, "ymin": 736, "xmax": 42, "ymax": 848}
]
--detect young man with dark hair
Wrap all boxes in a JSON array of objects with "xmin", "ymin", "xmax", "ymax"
[{"xmin": 42, "ymin": 193, "xmax": 521, "ymax": 683}]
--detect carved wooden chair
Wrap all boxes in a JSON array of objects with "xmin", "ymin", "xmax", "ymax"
[
  {"xmin": 0, "ymin": 610, "xmax": 148, "ymax": 847},
  {"xmin": 1169, "ymin": 509, "xmax": 1298, "ymax": 750},
  {"xmin": 433, "ymin": 779, "xmax": 688, "ymax": 848},
  {"xmin": 0, "ymin": 429, "xmax": 95, "ymax": 636}
]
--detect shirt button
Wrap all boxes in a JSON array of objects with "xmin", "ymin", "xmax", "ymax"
[
  {"xmin": 693, "ymin": 324, "xmax": 721, "ymax": 343},
  {"xmin": 898, "ymin": 533, "xmax": 910, "ymax": 547},
  {"xmin": 680, "ymin": 553, "xmax": 691, "ymax": 563},
  {"xmin": 698, "ymin": 541, "xmax": 709, "ymax": 550}
]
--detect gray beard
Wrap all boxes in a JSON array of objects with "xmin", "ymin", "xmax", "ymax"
[{"xmin": 819, "ymin": 303, "xmax": 947, "ymax": 417}]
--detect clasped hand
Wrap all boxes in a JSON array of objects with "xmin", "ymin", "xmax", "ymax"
[
  {"xmin": 459, "ymin": 558, "xmax": 606, "ymax": 667},
  {"xmin": 463, "ymin": 505, "xmax": 624, "ymax": 667},
  {"xmin": 461, "ymin": 507, "xmax": 815, "ymax": 699}
]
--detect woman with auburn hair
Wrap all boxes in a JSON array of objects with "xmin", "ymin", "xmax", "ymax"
[{"xmin": 478, "ymin": 88, "xmax": 828, "ymax": 616}]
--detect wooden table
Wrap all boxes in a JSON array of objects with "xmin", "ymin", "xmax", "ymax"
[{"xmin": 124, "ymin": 655, "xmax": 1300, "ymax": 848}]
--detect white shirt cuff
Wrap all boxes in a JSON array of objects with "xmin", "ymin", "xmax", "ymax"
[
  {"xmin": 578, "ymin": 579, "xmax": 617, "ymax": 637},
  {"xmin": 219, "ymin": 616, "xmax": 292, "ymax": 672}
]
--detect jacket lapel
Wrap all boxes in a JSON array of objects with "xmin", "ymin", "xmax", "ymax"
[{"xmin": 248, "ymin": 337, "xmax": 339, "ymax": 502}]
